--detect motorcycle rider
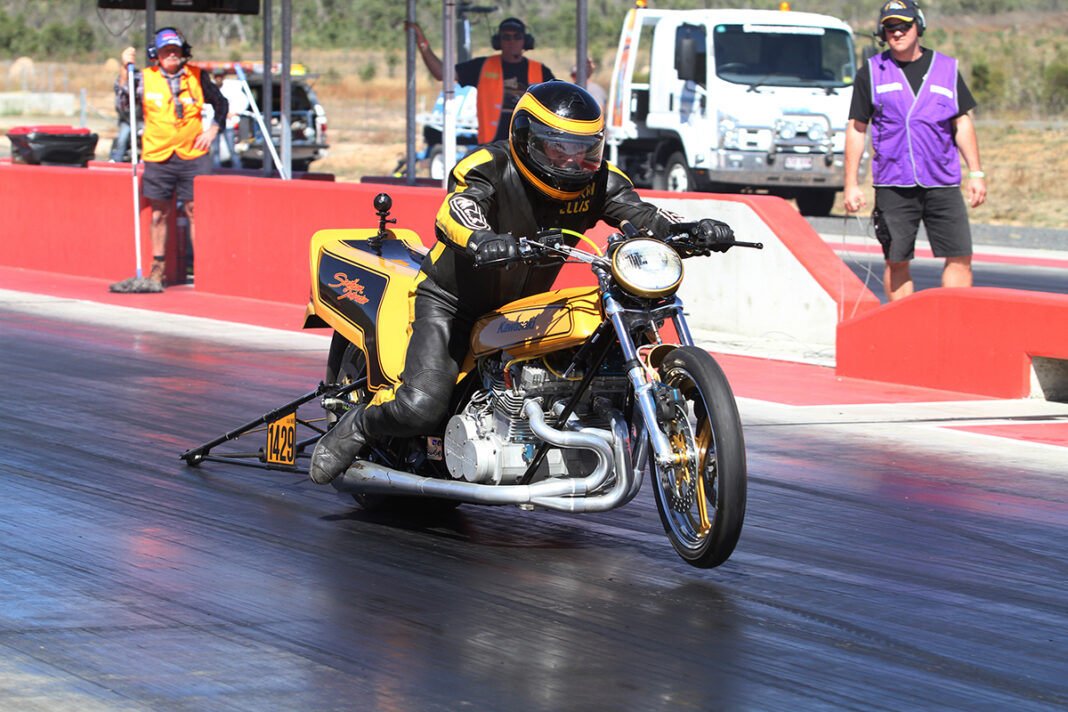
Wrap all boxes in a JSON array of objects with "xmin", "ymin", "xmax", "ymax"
[{"xmin": 309, "ymin": 81, "xmax": 735, "ymax": 485}]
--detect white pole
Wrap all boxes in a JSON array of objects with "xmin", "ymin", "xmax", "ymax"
[
  {"xmin": 405, "ymin": 0, "xmax": 417, "ymax": 183},
  {"xmin": 127, "ymin": 63, "xmax": 143, "ymax": 280},
  {"xmin": 442, "ymin": 0, "xmax": 457, "ymax": 188},
  {"xmin": 235, "ymin": 63, "xmax": 289, "ymax": 180}
]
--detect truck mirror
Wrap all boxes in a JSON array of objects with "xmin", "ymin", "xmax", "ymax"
[
  {"xmin": 675, "ymin": 23, "xmax": 705, "ymax": 82},
  {"xmin": 676, "ymin": 36, "xmax": 698, "ymax": 81}
]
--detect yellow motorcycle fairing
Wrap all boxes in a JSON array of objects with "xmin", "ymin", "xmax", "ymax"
[
  {"xmin": 461, "ymin": 286, "xmax": 605, "ymax": 373},
  {"xmin": 304, "ymin": 228, "xmax": 427, "ymax": 392}
]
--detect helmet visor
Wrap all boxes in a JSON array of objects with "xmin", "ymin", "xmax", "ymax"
[{"xmin": 525, "ymin": 121, "xmax": 604, "ymax": 183}]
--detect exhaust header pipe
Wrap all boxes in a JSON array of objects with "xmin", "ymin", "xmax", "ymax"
[{"xmin": 331, "ymin": 404, "xmax": 638, "ymax": 513}]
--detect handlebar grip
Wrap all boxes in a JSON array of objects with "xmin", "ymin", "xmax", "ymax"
[{"xmin": 473, "ymin": 252, "xmax": 509, "ymax": 268}]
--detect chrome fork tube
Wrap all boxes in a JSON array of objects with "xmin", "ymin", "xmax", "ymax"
[
  {"xmin": 669, "ymin": 297, "xmax": 695, "ymax": 346},
  {"xmin": 604, "ymin": 295, "xmax": 676, "ymax": 468}
]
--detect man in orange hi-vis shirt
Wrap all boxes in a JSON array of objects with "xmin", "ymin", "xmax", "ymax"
[
  {"xmin": 114, "ymin": 27, "xmax": 228, "ymax": 289},
  {"xmin": 406, "ymin": 17, "xmax": 555, "ymax": 145}
]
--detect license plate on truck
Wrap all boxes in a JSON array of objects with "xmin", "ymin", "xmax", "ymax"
[{"xmin": 784, "ymin": 155, "xmax": 813, "ymax": 170}]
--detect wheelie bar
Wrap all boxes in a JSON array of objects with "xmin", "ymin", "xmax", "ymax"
[{"xmin": 179, "ymin": 381, "xmax": 361, "ymax": 469}]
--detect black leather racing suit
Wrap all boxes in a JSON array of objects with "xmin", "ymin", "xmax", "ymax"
[{"xmin": 359, "ymin": 141, "xmax": 684, "ymax": 440}]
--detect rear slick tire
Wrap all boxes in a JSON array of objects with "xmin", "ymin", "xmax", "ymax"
[
  {"xmin": 650, "ymin": 346, "xmax": 747, "ymax": 568},
  {"xmin": 325, "ymin": 335, "xmax": 388, "ymax": 510},
  {"xmin": 325, "ymin": 333, "xmax": 459, "ymax": 514}
]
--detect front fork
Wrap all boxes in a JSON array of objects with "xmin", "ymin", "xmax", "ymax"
[{"xmin": 605, "ymin": 295, "xmax": 693, "ymax": 469}]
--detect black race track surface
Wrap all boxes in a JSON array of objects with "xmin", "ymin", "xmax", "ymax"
[{"xmin": 1, "ymin": 300, "xmax": 1065, "ymax": 711}]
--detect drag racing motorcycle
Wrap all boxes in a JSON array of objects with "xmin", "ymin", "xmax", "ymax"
[
  {"xmin": 183, "ymin": 193, "xmax": 761, "ymax": 568},
  {"xmin": 310, "ymin": 194, "xmax": 764, "ymax": 568}
]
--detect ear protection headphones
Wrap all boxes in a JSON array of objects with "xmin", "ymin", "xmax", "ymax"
[
  {"xmin": 147, "ymin": 27, "xmax": 193, "ymax": 61},
  {"xmin": 876, "ymin": 1, "xmax": 926, "ymax": 41},
  {"xmin": 491, "ymin": 18, "xmax": 534, "ymax": 51}
]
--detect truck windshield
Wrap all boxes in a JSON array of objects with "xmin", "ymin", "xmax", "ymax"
[{"xmin": 712, "ymin": 23, "xmax": 855, "ymax": 88}]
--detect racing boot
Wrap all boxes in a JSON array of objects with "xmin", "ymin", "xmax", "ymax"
[{"xmin": 309, "ymin": 405, "xmax": 367, "ymax": 484}]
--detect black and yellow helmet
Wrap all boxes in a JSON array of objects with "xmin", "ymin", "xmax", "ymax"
[{"xmin": 509, "ymin": 81, "xmax": 605, "ymax": 201}]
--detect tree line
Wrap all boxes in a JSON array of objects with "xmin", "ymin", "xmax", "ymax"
[
  {"xmin": 0, "ymin": 1, "xmax": 1064, "ymax": 57},
  {"xmin": 1, "ymin": 0, "xmax": 1066, "ymax": 115}
]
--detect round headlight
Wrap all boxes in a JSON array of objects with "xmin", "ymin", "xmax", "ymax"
[
  {"xmin": 807, "ymin": 122, "xmax": 827, "ymax": 141},
  {"xmin": 611, "ymin": 238, "xmax": 684, "ymax": 298},
  {"xmin": 777, "ymin": 120, "xmax": 797, "ymax": 140}
]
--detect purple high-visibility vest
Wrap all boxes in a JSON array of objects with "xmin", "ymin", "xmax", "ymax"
[{"xmin": 869, "ymin": 50, "xmax": 961, "ymax": 188}]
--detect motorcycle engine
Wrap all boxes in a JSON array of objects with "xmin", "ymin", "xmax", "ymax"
[{"xmin": 443, "ymin": 356, "xmax": 627, "ymax": 485}]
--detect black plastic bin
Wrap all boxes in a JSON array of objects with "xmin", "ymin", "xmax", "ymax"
[{"xmin": 7, "ymin": 125, "xmax": 98, "ymax": 167}]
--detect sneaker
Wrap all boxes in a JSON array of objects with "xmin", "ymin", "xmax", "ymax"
[
  {"xmin": 108, "ymin": 276, "xmax": 164, "ymax": 293},
  {"xmin": 109, "ymin": 276, "xmax": 136, "ymax": 292}
]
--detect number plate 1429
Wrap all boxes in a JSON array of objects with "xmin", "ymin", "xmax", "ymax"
[{"xmin": 266, "ymin": 413, "xmax": 296, "ymax": 466}]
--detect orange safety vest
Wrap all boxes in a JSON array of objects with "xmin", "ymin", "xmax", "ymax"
[
  {"xmin": 140, "ymin": 65, "xmax": 208, "ymax": 162},
  {"xmin": 476, "ymin": 55, "xmax": 545, "ymax": 144}
]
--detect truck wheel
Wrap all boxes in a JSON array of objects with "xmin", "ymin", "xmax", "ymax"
[
  {"xmin": 796, "ymin": 189, "xmax": 836, "ymax": 217},
  {"xmin": 657, "ymin": 152, "xmax": 693, "ymax": 192},
  {"xmin": 427, "ymin": 146, "xmax": 446, "ymax": 180}
]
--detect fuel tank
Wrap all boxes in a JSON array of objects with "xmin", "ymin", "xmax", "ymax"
[
  {"xmin": 305, "ymin": 228, "xmax": 427, "ymax": 391},
  {"xmin": 468, "ymin": 286, "xmax": 604, "ymax": 361}
]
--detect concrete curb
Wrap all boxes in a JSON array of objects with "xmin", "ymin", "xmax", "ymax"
[{"xmin": 806, "ymin": 215, "xmax": 1068, "ymax": 251}]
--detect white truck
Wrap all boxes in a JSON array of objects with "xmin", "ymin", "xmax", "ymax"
[{"xmin": 606, "ymin": 5, "xmax": 857, "ymax": 215}]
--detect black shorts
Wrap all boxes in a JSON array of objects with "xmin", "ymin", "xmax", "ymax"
[
  {"xmin": 142, "ymin": 153, "xmax": 211, "ymax": 203},
  {"xmin": 872, "ymin": 186, "xmax": 973, "ymax": 262}
]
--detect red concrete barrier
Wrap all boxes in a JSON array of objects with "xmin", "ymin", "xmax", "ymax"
[
  {"xmin": 0, "ymin": 161, "xmax": 163, "ymax": 282},
  {"xmin": 3, "ymin": 160, "xmax": 1065, "ymax": 400},
  {"xmin": 637, "ymin": 191, "xmax": 882, "ymax": 339},
  {"xmin": 650, "ymin": 191, "xmax": 882, "ymax": 323},
  {"xmin": 193, "ymin": 176, "xmax": 445, "ymax": 304},
  {"xmin": 836, "ymin": 287, "xmax": 1068, "ymax": 398}
]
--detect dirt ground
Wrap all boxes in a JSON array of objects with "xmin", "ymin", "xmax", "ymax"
[{"xmin": 3, "ymin": 50, "xmax": 1066, "ymax": 228}]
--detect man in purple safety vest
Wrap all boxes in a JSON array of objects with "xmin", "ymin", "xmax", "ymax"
[{"xmin": 843, "ymin": 0, "xmax": 986, "ymax": 301}]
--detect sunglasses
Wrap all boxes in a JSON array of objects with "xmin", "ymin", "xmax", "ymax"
[
  {"xmin": 500, "ymin": 32, "xmax": 524, "ymax": 40},
  {"xmin": 882, "ymin": 20, "xmax": 914, "ymax": 34}
]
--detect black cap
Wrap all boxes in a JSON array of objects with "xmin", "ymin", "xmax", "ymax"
[
  {"xmin": 498, "ymin": 17, "xmax": 526, "ymax": 34},
  {"xmin": 879, "ymin": 0, "xmax": 920, "ymax": 25}
]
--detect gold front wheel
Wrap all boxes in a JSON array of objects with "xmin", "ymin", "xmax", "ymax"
[{"xmin": 649, "ymin": 346, "xmax": 747, "ymax": 568}]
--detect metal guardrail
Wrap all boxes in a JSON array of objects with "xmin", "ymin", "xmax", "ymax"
[{"xmin": 1, "ymin": 61, "xmax": 71, "ymax": 93}]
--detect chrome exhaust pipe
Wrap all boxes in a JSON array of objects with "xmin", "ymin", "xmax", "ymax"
[
  {"xmin": 530, "ymin": 410, "xmax": 637, "ymax": 512},
  {"xmin": 331, "ymin": 402, "xmax": 632, "ymax": 512}
]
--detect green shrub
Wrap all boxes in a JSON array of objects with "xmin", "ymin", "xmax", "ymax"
[
  {"xmin": 970, "ymin": 59, "xmax": 1008, "ymax": 113},
  {"xmin": 322, "ymin": 66, "xmax": 342, "ymax": 85},
  {"xmin": 1042, "ymin": 60, "xmax": 1068, "ymax": 113},
  {"xmin": 0, "ymin": 12, "xmax": 38, "ymax": 57},
  {"xmin": 1, "ymin": 11, "xmax": 96, "ymax": 59}
]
